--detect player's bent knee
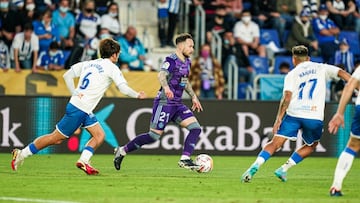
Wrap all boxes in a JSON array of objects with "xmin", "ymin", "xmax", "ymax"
[
  {"xmin": 186, "ymin": 122, "xmax": 201, "ymax": 134},
  {"xmin": 149, "ymin": 131, "xmax": 161, "ymax": 141}
]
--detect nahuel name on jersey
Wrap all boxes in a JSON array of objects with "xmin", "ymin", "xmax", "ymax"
[{"xmin": 299, "ymin": 69, "xmax": 316, "ymax": 78}]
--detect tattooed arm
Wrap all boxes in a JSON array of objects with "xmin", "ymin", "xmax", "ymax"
[
  {"xmin": 185, "ymin": 80, "xmax": 203, "ymax": 112},
  {"xmin": 158, "ymin": 70, "xmax": 174, "ymax": 99}
]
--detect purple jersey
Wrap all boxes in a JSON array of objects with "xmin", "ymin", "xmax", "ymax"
[{"xmin": 155, "ymin": 53, "xmax": 191, "ymax": 104}]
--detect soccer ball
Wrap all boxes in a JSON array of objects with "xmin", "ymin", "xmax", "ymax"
[{"xmin": 195, "ymin": 154, "xmax": 213, "ymax": 173}]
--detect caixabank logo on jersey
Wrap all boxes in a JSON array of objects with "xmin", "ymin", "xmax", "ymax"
[{"xmin": 0, "ymin": 96, "xmax": 352, "ymax": 157}]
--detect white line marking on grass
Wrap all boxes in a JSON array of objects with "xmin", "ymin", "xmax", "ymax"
[{"xmin": 0, "ymin": 197, "xmax": 80, "ymax": 203}]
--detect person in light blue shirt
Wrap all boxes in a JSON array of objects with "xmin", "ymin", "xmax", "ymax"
[
  {"xmin": 117, "ymin": 26, "xmax": 147, "ymax": 71},
  {"xmin": 52, "ymin": 0, "xmax": 75, "ymax": 50}
]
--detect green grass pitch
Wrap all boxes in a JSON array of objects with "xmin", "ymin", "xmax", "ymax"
[{"xmin": 0, "ymin": 154, "xmax": 359, "ymax": 203}]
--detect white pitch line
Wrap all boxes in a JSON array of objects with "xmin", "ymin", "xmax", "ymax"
[{"xmin": 0, "ymin": 197, "xmax": 80, "ymax": 203}]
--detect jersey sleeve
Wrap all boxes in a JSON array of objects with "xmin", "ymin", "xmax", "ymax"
[
  {"xmin": 110, "ymin": 64, "xmax": 128, "ymax": 86},
  {"xmin": 160, "ymin": 57, "xmax": 174, "ymax": 73},
  {"xmin": 70, "ymin": 61, "xmax": 86, "ymax": 77},
  {"xmin": 352, "ymin": 67, "xmax": 360, "ymax": 81},
  {"xmin": 283, "ymin": 72, "xmax": 295, "ymax": 93},
  {"xmin": 324, "ymin": 64, "xmax": 340, "ymax": 80}
]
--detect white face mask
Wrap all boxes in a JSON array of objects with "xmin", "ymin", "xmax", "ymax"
[
  {"xmin": 86, "ymin": 49, "xmax": 96, "ymax": 56},
  {"xmin": 59, "ymin": 6, "xmax": 69, "ymax": 13},
  {"xmin": 319, "ymin": 15, "xmax": 327, "ymax": 21},
  {"xmin": 26, "ymin": 3, "xmax": 35, "ymax": 11},
  {"xmin": 242, "ymin": 16, "xmax": 251, "ymax": 24},
  {"xmin": 49, "ymin": 51, "xmax": 57, "ymax": 57},
  {"xmin": 109, "ymin": 12, "xmax": 118, "ymax": 18}
]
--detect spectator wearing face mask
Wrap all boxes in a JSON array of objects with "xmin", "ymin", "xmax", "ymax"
[
  {"xmin": 205, "ymin": 5, "xmax": 232, "ymax": 44},
  {"xmin": 312, "ymin": 4, "xmax": 340, "ymax": 64},
  {"xmin": 80, "ymin": 37, "xmax": 98, "ymax": 62},
  {"xmin": 189, "ymin": 43, "xmax": 225, "ymax": 100},
  {"xmin": 52, "ymin": 0, "xmax": 75, "ymax": 50},
  {"xmin": 22, "ymin": 0, "xmax": 36, "ymax": 26},
  {"xmin": 233, "ymin": 10, "xmax": 266, "ymax": 57},
  {"xmin": 37, "ymin": 41, "xmax": 65, "ymax": 70},
  {"xmin": 334, "ymin": 38, "xmax": 354, "ymax": 74},
  {"xmin": 285, "ymin": 9, "xmax": 318, "ymax": 55},
  {"xmin": 100, "ymin": 2, "xmax": 121, "ymax": 38},
  {"xmin": 75, "ymin": 0, "xmax": 101, "ymax": 44},
  {"xmin": 117, "ymin": 26, "xmax": 148, "ymax": 71}
]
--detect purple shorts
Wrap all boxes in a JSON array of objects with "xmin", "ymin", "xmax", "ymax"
[{"xmin": 150, "ymin": 102, "xmax": 194, "ymax": 130}]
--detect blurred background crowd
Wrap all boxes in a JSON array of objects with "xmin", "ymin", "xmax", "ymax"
[{"xmin": 1, "ymin": 0, "xmax": 359, "ymax": 101}]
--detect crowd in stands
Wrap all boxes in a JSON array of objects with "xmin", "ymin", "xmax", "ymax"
[
  {"xmin": 178, "ymin": 0, "xmax": 360, "ymax": 100},
  {"xmin": 0, "ymin": 0, "xmax": 130, "ymax": 73},
  {"xmin": 2, "ymin": 0, "xmax": 360, "ymax": 101}
]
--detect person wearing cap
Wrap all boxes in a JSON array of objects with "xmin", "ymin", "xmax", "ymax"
[
  {"xmin": 312, "ymin": 4, "xmax": 340, "ymax": 64},
  {"xmin": 334, "ymin": 38, "xmax": 354, "ymax": 73},
  {"xmin": 285, "ymin": 9, "xmax": 319, "ymax": 55},
  {"xmin": 325, "ymin": 0, "xmax": 356, "ymax": 30},
  {"xmin": 241, "ymin": 45, "xmax": 351, "ymax": 183}
]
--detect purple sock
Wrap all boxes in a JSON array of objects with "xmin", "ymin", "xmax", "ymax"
[
  {"xmin": 182, "ymin": 128, "xmax": 201, "ymax": 156},
  {"xmin": 124, "ymin": 133, "xmax": 157, "ymax": 153}
]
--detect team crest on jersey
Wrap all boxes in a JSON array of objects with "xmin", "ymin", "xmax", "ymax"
[{"xmin": 162, "ymin": 62, "xmax": 170, "ymax": 69}]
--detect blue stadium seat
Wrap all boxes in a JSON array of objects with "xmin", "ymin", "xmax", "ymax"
[
  {"xmin": 249, "ymin": 55, "xmax": 269, "ymax": 74},
  {"xmin": 260, "ymin": 29, "xmax": 281, "ymax": 48},
  {"xmin": 282, "ymin": 30, "xmax": 290, "ymax": 46},
  {"xmin": 311, "ymin": 56, "xmax": 324, "ymax": 63},
  {"xmin": 338, "ymin": 31, "xmax": 360, "ymax": 56},
  {"xmin": 273, "ymin": 55, "xmax": 293, "ymax": 74}
]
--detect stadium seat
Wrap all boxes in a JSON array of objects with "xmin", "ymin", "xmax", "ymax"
[
  {"xmin": 282, "ymin": 30, "xmax": 290, "ymax": 46},
  {"xmin": 249, "ymin": 55, "xmax": 269, "ymax": 74},
  {"xmin": 338, "ymin": 31, "xmax": 360, "ymax": 56},
  {"xmin": 311, "ymin": 56, "xmax": 324, "ymax": 63},
  {"xmin": 260, "ymin": 29, "xmax": 281, "ymax": 48},
  {"xmin": 273, "ymin": 55, "xmax": 293, "ymax": 74}
]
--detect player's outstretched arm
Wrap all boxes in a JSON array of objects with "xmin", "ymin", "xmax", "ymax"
[
  {"xmin": 63, "ymin": 69, "xmax": 77, "ymax": 95},
  {"xmin": 117, "ymin": 83, "xmax": 146, "ymax": 99},
  {"xmin": 158, "ymin": 70, "xmax": 174, "ymax": 99},
  {"xmin": 328, "ymin": 76, "xmax": 358, "ymax": 134},
  {"xmin": 185, "ymin": 80, "xmax": 203, "ymax": 112}
]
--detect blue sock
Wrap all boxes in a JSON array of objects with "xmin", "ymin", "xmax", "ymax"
[
  {"xmin": 29, "ymin": 143, "xmax": 39, "ymax": 154},
  {"xmin": 344, "ymin": 147, "xmax": 357, "ymax": 156},
  {"xmin": 290, "ymin": 152, "xmax": 303, "ymax": 164},
  {"xmin": 259, "ymin": 150, "xmax": 271, "ymax": 162}
]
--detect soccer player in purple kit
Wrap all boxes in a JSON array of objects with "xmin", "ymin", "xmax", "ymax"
[{"xmin": 114, "ymin": 33, "xmax": 204, "ymax": 171}]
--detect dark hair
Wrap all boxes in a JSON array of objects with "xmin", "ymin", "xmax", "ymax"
[
  {"xmin": 292, "ymin": 45, "xmax": 308, "ymax": 57},
  {"xmin": 49, "ymin": 41, "xmax": 59, "ymax": 50},
  {"xmin": 279, "ymin": 62, "xmax": 290, "ymax": 69},
  {"xmin": 107, "ymin": 2, "xmax": 118, "ymax": 12},
  {"xmin": 23, "ymin": 22, "xmax": 33, "ymax": 31},
  {"xmin": 99, "ymin": 38, "xmax": 120, "ymax": 58},
  {"xmin": 175, "ymin": 33, "xmax": 193, "ymax": 45}
]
